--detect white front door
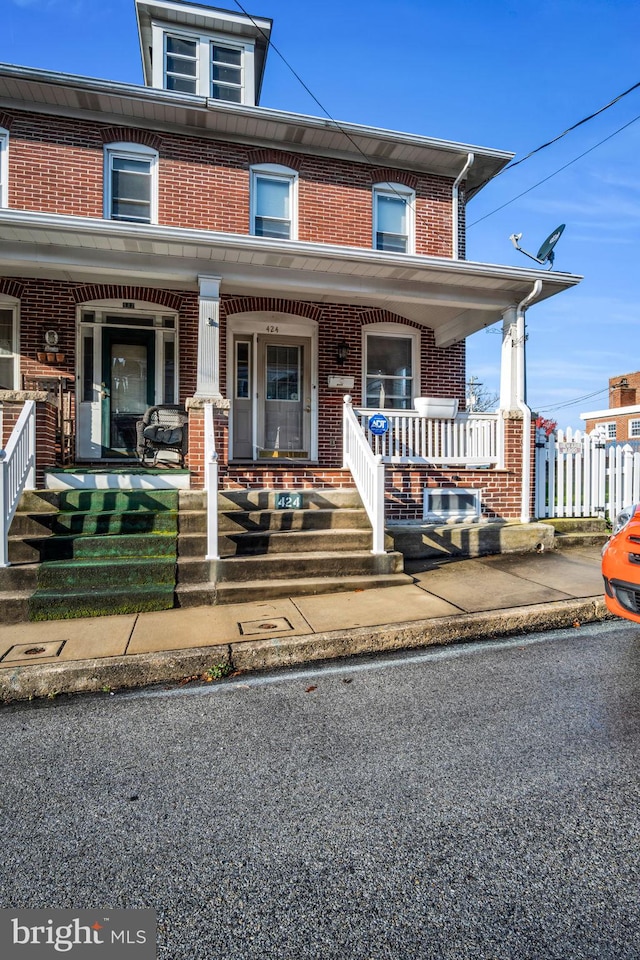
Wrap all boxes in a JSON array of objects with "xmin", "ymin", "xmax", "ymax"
[{"xmin": 230, "ymin": 324, "xmax": 315, "ymax": 461}]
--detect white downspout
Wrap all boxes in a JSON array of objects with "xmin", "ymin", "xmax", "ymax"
[
  {"xmin": 452, "ymin": 152, "xmax": 474, "ymax": 259},
  {"xmin": 516, "ymin": 279, "xmax": 542, "ymax": 522}
]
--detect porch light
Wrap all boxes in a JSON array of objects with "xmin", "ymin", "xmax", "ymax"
[{"xmin": 336, "ymin": 340, "xmax": 349, "ymax": 365}]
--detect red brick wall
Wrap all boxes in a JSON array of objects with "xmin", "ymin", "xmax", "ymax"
[
  {"xmin": 4, "ymin": 110, "xmax": 455, "ymax": 257},
  {"xmin": 1, "ymin": 399, "xmax": 57, "ymax": 487}
]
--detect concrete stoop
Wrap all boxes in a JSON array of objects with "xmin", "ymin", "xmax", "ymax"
[
  {"xmin": 175, "ymin": 488, "xmax": 411, "ymax": 606},
  {"xmin": 387, "ymin": 519, "xmax": 557, "ymax": 560},
  {"xmin": 537, "ymin": 517, "xmax": 610, "ymax": 551}
]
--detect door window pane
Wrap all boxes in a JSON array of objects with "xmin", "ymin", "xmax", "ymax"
[
  {"xmin": 366, "ymin": 335, "xmax": 413, "ymax": 409},
  {"xmin": 236, "ymin": 341, "xmax": 250, "ymax": 399},
  {"xmin": 266, "ymin": 345, "xmax": 299, "ymax": 400},
  {"xmin": 0, "ymin": 308, "xmax": 14, "ymax": 389},
  {"xmin": 163, "ymin": 337, "xmax": 175, "ymax": 404}
]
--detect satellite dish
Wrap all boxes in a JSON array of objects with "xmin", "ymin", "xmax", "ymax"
[{"xmin": 509, "ymin": 224, "xmax": 566, "ymax": 268}]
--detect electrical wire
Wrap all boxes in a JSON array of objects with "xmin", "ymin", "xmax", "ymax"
[
  {"xmin": 535, "ymin": 387, "xmax": 610, "ymax": 413},
  {"xmin": 468, "ymin": 112, "xmax": 640, "ymax": 228}
]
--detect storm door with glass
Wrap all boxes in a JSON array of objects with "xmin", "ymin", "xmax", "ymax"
[
  {"xmin": 258, "ymin": 337, "xmax": 310, "ymax": 459},
  {"xmin": 101, "ymin": 328, "xmax": 155, "ymax": 457}
]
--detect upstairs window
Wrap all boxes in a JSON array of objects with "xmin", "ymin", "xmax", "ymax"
[
  {"xmin": 104, "ymin": 143, "xmax": 158, "ymax": 224},
  {"xmin": 372, "ymin": 182, "xmax": 415, "ymax": 254},
  {"xmin": 155, "ymin": 25, "xmax": 254, "ymax": 104},
  {"xmin": 250, "ymin": 165, "xmax": 297, "ymax": 240},
  {"xmin": 629, "ymin": 419, "xmax": 640, "ymax": 438},
  {"xmin": 0, "ymin": 128, "xmax": 8, "ymax": 207}
]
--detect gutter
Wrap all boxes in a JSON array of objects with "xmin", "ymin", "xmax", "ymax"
[
  {"xmin": 516, "ymin": 279, "xmax": 542, "ymax": 523},
  {"xmin": 452, "ymin": 153, "xmax": 474, "ymax": 259}
]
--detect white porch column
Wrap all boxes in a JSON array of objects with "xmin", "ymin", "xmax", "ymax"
[
  {"xmin": 499, "ymin": 305, "xmax": 519, "ymax": 411},
  {"xmin": 195, "ymin": 275, "xmax": 223, "ymax": 399}
]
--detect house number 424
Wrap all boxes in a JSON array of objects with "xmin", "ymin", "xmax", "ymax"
[{"xmin": 266, "ymin": 325, "xmax": 279, "ymax": 333}]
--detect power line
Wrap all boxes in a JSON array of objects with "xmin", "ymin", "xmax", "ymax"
[
  {"xmin": 468, "ymin": 112, "xmax": 640, "ymax": 228},
  {"xmin": 488, "ymin": 80, "xmax": 640, "ymax": 181},
  {"xmin": 535, "ymin": 387, "xmax": 610, "ymax": 413}
]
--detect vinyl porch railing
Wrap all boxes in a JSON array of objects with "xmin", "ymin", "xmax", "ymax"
[
  {"xmin": 1, "ymin": 399, "xmax": 36, "ymax": 567},
  {"xmin": 343, "ymin": 396, "xmax": 386, "ymax": 554},
  {"xmin": 204, "ymin": 402, "xmax": 220, "ymax": 561},
  {"xmin": 355, "ymin": 408, "xmax": 503, "ymax": 466}
]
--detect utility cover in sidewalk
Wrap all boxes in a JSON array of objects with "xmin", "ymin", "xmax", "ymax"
[
  {"xmin": 238, "ymin": 617, "xmax": 293, "ymax": 636},
  {"xmin": 2, "ymin": 640, "xmax": 66, "ymax": 662}
]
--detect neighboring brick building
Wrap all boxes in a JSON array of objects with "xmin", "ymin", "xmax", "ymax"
[
  {"xmin": 582, "ymin": 372, "xmax": 640, "ymax": 443},
  {"xmin": 0, "ymin": 0, "xmax": 581, "ymax": 522}
]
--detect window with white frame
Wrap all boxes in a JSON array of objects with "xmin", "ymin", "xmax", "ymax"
[
  {"xmin": 0, "ymin": 302, "xmax": 17, "ymax": 390},
  {"xmin": 363, "ymin": 325, "xmax": 418, "ymax": 409},
  {"xmin": 372, "ymin": 182, "xmax": 415, "ymax": 254},
  {"xmin": 629, "ymin": 419, "xmax": 640, "ymax": 438},
  {"xmin": 0, "ymin": 128, "xmax": 8, "ymax": 207},
  {"xmin": 250, "ymin": 164, "xmax": 297, "ymax": 240},
  {"xmin": 104, "ymin": 143, "xmax": 158, "ymax": 224},
  {"xmin": 155, "ymin": 25, "xmax": 254, "ymax": 104},
  {"xmin": 600, "ymin": 421, "xmax": 617, "ymax": 440}
]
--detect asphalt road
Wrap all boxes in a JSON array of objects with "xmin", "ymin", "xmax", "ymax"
[{"xmin": 2, "ymin": 621, "xmax": 640, "ymax": 959}]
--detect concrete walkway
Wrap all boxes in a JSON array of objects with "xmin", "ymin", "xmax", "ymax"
[{"xmin": 0, "ymin": 544, "xmax": 610, "ymax": 701}]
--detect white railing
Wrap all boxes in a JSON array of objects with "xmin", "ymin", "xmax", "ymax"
[
  {"xmin": 355, "ymin": 408, "xmax": 502, "ymax": 466},
  {"xmin": 343, "ymin": 396, "xmax": 386, "ymax": 554},
  {"xmin": 204, "ymin": 402, "xmax": 219, "ymax": 561},
  {"xmin": 534, "ymin": 426, "xmax": 640, "ymax": 522},
  {"xmin": 1, "ymin": 400, "xmax": 36, "ymax": 568}
]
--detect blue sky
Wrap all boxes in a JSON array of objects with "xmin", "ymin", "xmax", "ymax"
[{"xmin": 2, "ymin": 0, "xmax": 640, "ymax": 426}]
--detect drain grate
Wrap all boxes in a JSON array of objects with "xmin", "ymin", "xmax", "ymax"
[
  {"xmin": 238, "ymin": 617, "xmax": 293, "ymax": 636},
  {"xmin": 1, "ymin": 640, "xmax": 66, "ymax": 662}
]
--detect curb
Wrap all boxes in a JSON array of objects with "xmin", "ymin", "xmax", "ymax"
[{"xmin": 0, "ymin": 597, "xmax": 611, "ymax": 703}]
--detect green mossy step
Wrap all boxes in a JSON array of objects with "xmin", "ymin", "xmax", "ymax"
[
  {"xmin": 35, "ymin": 556, "xmax": 175, "ymax": 591},
  {"xmin": 56, "ymin": 489, "xmax": 179, "ymax": 513},
  {"xmin": 28, "ymin": 584, "xmax": 176, "ymax": 621},
  {"xmin": 28, "ymin": 532, "xmax": 177, "ymax": 562},
  {"xmin": 12, "ymin": 509, "xmax": 178, "ymax": 538}
]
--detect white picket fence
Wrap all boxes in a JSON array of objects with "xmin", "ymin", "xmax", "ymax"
[{"xmin": 535, "ymin": 426, "xmax": 640, "ymax": 521}]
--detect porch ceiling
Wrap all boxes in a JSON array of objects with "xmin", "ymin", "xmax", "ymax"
[{"xmin": 0, "ymin": 210, "xmax": 582, "ymax": 347}]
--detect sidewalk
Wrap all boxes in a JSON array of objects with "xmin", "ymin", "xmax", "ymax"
[{"xmin": 0, "ymin": 544, "xmax": 609, "ymax": 702}]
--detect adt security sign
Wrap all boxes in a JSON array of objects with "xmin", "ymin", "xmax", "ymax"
[{"xmin": 368, "ymin": 413, "xmax": 389, "ymax": 436}]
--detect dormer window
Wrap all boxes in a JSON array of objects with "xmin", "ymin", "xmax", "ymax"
[
  {"xmin": 155, "ymin": 26, "xmax": 253, "ymax": 104},
  {"xmin": 137, "ymin": 1, "xmax": 271, "ymax": 107}
]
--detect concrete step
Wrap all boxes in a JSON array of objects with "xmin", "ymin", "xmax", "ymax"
[
  {"xmin": 539, "ymin": 517, "xmax": 608, "ymax": 534},
  {"xmin": 217, "ymin": 488, "xmax": 362, "ymax": 511},
  {"xmin": 36, "ymin": 556, "xmax": 176, "ymax": 591},
  {"xmin": 218, "ymin": 507, "xmax": 371, "ymax": 533},
  {"xmin": 214, "ymin": 550, "xmax": 404, "ymax": 583},
  {"xmin": 219, "ymin": 528, "xmax": 382, "ymax": 557},
  {"xmin": 553, "ymin": 531, "xmax": 609, "ymax": 550},
  {"xmin": 28, "ymin": 584, "xmax": 176, "ymax": 621},
  {"xmin": 9, "ymin": 532, "xmax": 177, "ymax": 564},
  {"xmin": 0, "ymin": 591, "xmax": 32, "ymax": 625},
  {"xmin": 0, "ymin": 563, "xmax": 38, "ymax": 592},
  {"xmin": 10, "ymin": 509, "xmax": 178, "ymax": 538},
  {"xmin": 175, "ymin": 572, "xmax": 414, "ymax": 607}
]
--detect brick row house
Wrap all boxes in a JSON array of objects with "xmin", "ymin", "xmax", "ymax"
[
  {"xmin": 0, "ymin": 0, "xmax": 582, "ymax": 610},
  {"xmin": 582, "ymin": 372, "xmax": 640, "ymax": 444}
]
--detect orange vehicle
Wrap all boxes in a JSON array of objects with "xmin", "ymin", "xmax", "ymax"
[{"xmin": 602, "ymin": 505, "xmax": 640, "ymax": 623}]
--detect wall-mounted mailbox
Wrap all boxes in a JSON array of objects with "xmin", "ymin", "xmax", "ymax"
[
  {"xmin": 414, "ymin": 397, "xmax": 459, "ymax": 419},
  {"xmin": 327, "ymin": 375, "xmax": 355, "ymax": 389}
]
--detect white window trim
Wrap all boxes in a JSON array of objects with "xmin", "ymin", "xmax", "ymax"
[
  {"xmin": 599, "ymin": 421, "xmax": 617, "ymax": 439},
  {"xmin": 151, "ymin": 21, "xmax": 255, "ymax": 105},
  {"xmin": 0, "ymin": 128, "xmax": 8, "ymax": 208},
  {"xmin": 250, "ymin": 164, "xmax": 298, "ymax": 241},
  {"xmin": 361, "ymin": 322, "xmax": 420, "ymax": 410},
  {"xmin": 372, "ymin": 181, "xmax": 415, "ymax": 255},
  {"xmin": 629, "ymin": 419, "xmax": 640, "ymax": 438},
  {"xmin": 103, "ymin": 142, "xmax": 158, "ymax": 225},
  {"xmin": 0, "ymin": 295, "xmax": 19, "ymax": 391}
]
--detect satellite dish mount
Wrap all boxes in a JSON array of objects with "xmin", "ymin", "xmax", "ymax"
[{"xmin": 509, "ymin": 224, "xmax": 565, "ymax": 269}]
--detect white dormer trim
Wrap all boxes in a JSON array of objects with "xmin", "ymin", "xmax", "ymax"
[{"xmin": 151, "ymin": 20, "xmax": 256, "ymax": 105}]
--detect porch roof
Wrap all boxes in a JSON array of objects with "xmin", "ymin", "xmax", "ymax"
[{"xmin": 0, "ymin": 210, "xmax": 582, "ymax": 347}]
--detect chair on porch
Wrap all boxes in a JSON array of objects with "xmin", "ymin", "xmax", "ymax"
[{"xmin": 136, "ymin": 404, "xmax": 189, "ymax": 467}]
